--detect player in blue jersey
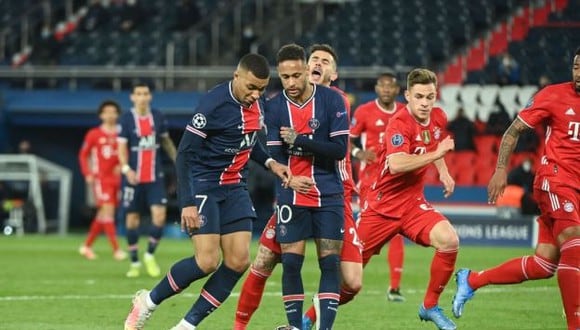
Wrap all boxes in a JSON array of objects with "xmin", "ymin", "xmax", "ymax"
[
  {"xmin": 118, "ymin": 83, "xmax": 177, "ymax": 278},
  {"xmin": 124, "ymin": 53, "xmax": 292, "ymax": 330},
  {"xmin": 267, "ymin": 44, "xmax": 349, "ymax": 330}
]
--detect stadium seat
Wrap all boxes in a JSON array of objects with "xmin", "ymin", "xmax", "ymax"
[
  {"xmin": 479, "ymin": 85, "xmax": 500, "ymax": 107},
  {"xmin": 440, "ymin": 84, "xmax": 461, "ymax": 104},
  {"xmin": 518, "ymin": 85, "xmax": 538, "ymax": 106}
]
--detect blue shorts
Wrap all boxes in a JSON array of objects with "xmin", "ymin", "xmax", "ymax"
[
  {"xmin": 189, "ymin": 185, "xmax": 255, "ymax": 235},
  {"xmin": 122, "ymin": 180, "xmax": 167, "ymax": 213},
  {"xmin": 275, "ymin": 204, "xmax": 344, "ymax": 244}
]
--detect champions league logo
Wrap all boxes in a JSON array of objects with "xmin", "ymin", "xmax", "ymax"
[
  {"xmin": 308, "ymin": 118, "xmax": 320, "ymax": 130},
  {"xmin": 191, "ymin": 113, "xmax": 207, "ymax": 129}
]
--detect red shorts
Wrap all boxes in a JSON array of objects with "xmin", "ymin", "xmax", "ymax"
[
  {"xmin": 534, "ymin": 182, "xmax": 580, "ymax": 239},
  {"xmin": 536, "ymin": 216, "xmax": 557, "ymax": 246},
  {"xmin": 358, "ymin": 196, "xmax": 447, "ymax": 265},
  {"xmin": 259, "ymin": 191, "xmax": 362, "ymax": 263},
  {"xmin": 93, "ymin": 177, "xmax": 120, "ymax": 207}
]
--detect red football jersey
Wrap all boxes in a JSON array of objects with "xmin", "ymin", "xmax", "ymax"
[
  {"xmin": 366, "ymin": 106, "xmax": 448, "ymax": 218},
  {"xmin": 332, "ymin": 86, "xmax": 356, "ymax": 194},
  {"xmin": 79, "ymin": 126, "xmax": 120, "ymax": 179},
  {"xmin": 350, "ymin": 100, "xmax": 405, "ymax": 174},
  {"xmin": 518, "ymin": 82, "xmax": 580, "ymax": 190}
]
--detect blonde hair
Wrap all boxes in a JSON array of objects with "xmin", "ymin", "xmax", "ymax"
[{"xmin": 407, "ymin": 68, "xmax": 437, "ymax": 90}]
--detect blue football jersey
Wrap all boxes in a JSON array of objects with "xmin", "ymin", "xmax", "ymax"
[{"xmin": 266, "ymin": 84, "xmax": 349, "ymax": 207}]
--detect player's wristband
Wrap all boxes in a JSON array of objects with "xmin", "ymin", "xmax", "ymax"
[
  {"xmin": 121, "ymin": 164, "xmax": 131, "ymax": 174},
  {"xmin": 265, "ymin": 158, "xmax": 275, "ymax": 169},
  {"xmin": 351, "ymin": 147, "xmax": 361, "ymax": 158}
]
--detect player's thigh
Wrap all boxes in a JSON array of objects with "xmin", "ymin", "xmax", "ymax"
[
  {"xmin": 220, "ymin": 186, "xmax": 256, "ymax": 230},
  {"xmin": 145, "ymin": 181, "xmax": 168, "ymax": 209},
  {"xmin": 534, "ymin": 185, "xmax": 580, "ymax": 244},
  {"xmin": 401, "ymin": 198, "xmax": 452, "ymax": 248},
  {"xmin": 276, "ymin": 205, "xmax": 312, "ymax": 244},
  {"xmin": 341, "ymin": 209, "xmax": 362, "ymax": 263},
  {"xmin": 221, "ymin": 229, "xmax": 252, "ymax": 271},
  {"xmin": 535, "ymin": 216, "xmax": 560, "ymax": 261},
  {"xmin": 121, "ymin": 182, "xmax": 143, "ymax": 215},
  {"xmin": 340, "ymin": 260, "xmax": 363, "ymax": 291},
  {"xmin": 259, "ymin": 213, "xmax": 282, "ymax": 255},
  {"xmin": 190, "ymin": 188, "xmax": 222, "ymax": 235},
  {"xmin": 192, "ymin": 233, "xmax": 222, "ymax": 272},
  {"xmin": 358, "ymin": 209, "xmax": 400, "ymax": 265},
  {"xmin": 312, "ymin": 205, "xmax": 344, "ymax": 241}
]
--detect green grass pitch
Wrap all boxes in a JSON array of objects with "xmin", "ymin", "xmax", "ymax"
[{"xmin": 0, "ymin": 235, "xmax": 565, "ymax": 329}]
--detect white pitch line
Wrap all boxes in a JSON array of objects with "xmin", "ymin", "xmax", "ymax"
[{"xmin": 0, "ymin": 286, "xmax": 557, "ymax": 302}]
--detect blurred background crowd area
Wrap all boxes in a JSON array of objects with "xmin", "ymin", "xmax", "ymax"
[{"xmin": 0, "ymin": 0, "xmax": 578, "ymax": 231}]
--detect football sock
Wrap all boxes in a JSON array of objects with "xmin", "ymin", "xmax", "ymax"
[
  {"xmin": 388, "ymin": 234, "xmax": 405, "ymax": 289},
  {"xmin": 317, "ymin": 254, "xmax": 341, "ymax": 330},
  {"xmin": 126, "ymin": 228, "xmax": 139, "ymax": 262},
  {"xmin": 281, "ymin": 253, "xmax": 305, "ymax": 329},
  {"xmin": 424, "ymin": 248, "xmax": 457, "ymax": 309},
  {"xmin": 557, "ymin": 238, "xmax": 579, "ymax": 330},
  {"xmin": 184, "ymin": 263, "xmax": 244, "ymax": 326},
  {"xmin": 149, "ymin": 257, "xmax": 209, "ymax": 305},
  {"xmin": 84, "ymin": 220, "xmax": 102, "ymax": 247},
  {"xmin": 234, "ymin": 266, "xmax": 271, "ymax": 327},
  {"xmin": 147, "ymin": 225, "xmax": 163, "ymax": 254},
  {"xmin": 101, "ymin": 219, "xmax": 119, "ymax": 251},
  {"xmin": 468, "ymin": 254, "xmax": 557, "ymax": 290},
  {"xmin": 338, "ymin": 284, "xmax": 358, "ymax": 305},
  {"xmin": 304, "ymin": 305, "xmax": 316, "ymax": 323}
]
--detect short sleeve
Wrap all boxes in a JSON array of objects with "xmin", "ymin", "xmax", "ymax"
[
  {"xmin": 517, "ymin": 88, "xmax": 551, "ymax": 129},
  {"xmin": 350, "ymin": 105, "xmax": 366, "ymax": 137}
]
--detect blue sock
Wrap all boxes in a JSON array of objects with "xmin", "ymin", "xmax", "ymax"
[
  {"xmin": 184, "ymin": 263, "xmax": 245, "ymax": 326},
  {"xmin": 126, "ymin": 229, "xmax": 139, "ymax": 262},
  {"xmin": 280, "ymin": 253, "xmax": 305, "ymax": 329},
  {"xmin": 149, "ymin": 257, "xmax": 209, "ymax": 305},
  {"xmin": 147, "ymin": 225, "xmax": 163, "ymax": 254},
  {"xmin": 317, "ymin": 254, "xmax": 341, "ymax": 330}
]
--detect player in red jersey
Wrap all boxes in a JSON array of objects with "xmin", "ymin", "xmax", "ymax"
[
  {"xmin": 350, "ymin": 72, "xmax": 407, "ymax": 302},
  {"xmin": 234, "ymin": 44, "xmax": 362, "ymax": 330},
  {"xmin": 358, "ymin": 68, "xmax": 458, "ymax": 330},
  {"xmin": 453, "ymin": 48, "xmax": 580, "ymax": 330},
  {"xmin": 78, "ymin": 100, "xmax": 127, "ymax": 261}
]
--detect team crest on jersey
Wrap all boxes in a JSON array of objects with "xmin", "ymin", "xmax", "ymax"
[
  {"xmin": 391, "ymin": 133, "xmax": 404, "ymax": 147},
  {"xmin": 308, "ymin": 118, "xmax": 320, "ymax": 130},
  {"xmin": 433, "ymin": 127, "xmax": 441, "ymax": 140},
  {"xmin": 421, "ymin": 130, "xmax": 431, "ymax": 144},
  {"xmin": 191, "ymin": 113, "xmax": 207, "ymax": 129},
  {"xmin": 563, "ymin": 201, "xmax": 574, "ymax": 213},
  {"xmin": 278, "ymin": 224, "xmax": 287, "ymax": 237}
]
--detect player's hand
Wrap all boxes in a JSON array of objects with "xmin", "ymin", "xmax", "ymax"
[
  {"xmin": 439, "ymin": 171, "xmax": 455, "ymax": 198},
  {"xmin": 125, "ymin": 169, "xmax": 138, "ymax": 185},
  {"xmin": 435, "ymin": 136, "xmax": 455, "ymax": 158},
  {"xmin": 280, "ymin": 127, "xmax": 298, "ymax": 145},
  {"xmin": 288, "ymin": 175, "xmax": 314, "ymax": 194},
  {"xmin": 487, "ymin": 168, "xmax": 508, "ymax": 204},
  {"xmin": 268, "ymin": 161, "xmax": 292, "ymax": 187},
  {"xmin": 181, "ymin": 206, "xmax": 200, "ymax": 233},
  {"xmin": 356, "ymin": 149, "xmax": 377, "ymax": 163}
]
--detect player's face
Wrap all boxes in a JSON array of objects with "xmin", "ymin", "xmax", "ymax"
[
  {"xmin": 308, "ymin": 50, "xmax": 337, "ymax": 86},
  {"xmin": 232, "ymin": 69, "xmax": 269, "ymax": 107},
  {"xmin": 278, "ymin": 59, "xmax": 310, "ymax": 100},
  {"xmin": 99, "ymin": 105, "xmax": 119, "ymax": 125},
  {"xmin": 130, "ymin": 86, "xmax": 152, "ymax": 110},
  {"xmin": 573, "ymin": 55, "xmax": 580, "ymax": 94},
  {"xmin": 405, "ymin": 83, "xmax": 437, "ymax": 123},
  {"xmin": 375, "ymin": 76, "xmax": 399, "ymax": 105}
]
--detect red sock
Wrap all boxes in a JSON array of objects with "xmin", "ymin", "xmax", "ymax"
[
  {"xmin": 557, "ymin": 238, "xmax": 580, "ymax": 330},
  {"xmin": 388, "ymin": 234, "xmax": 405, "ymax": 289},
  {"xmin": 305, "ymin": 305, "xmax": 317, "ymax": 323},
  {"xmin": 338, "ymin": 285, "xmax": 358, "ymax": 305},
  {"xmin": 424, "ymin": 249, "xmax": 457, "ymax": 309},
  {"xmin": 234, "ymin": 266, "xmax": 271, "ymax": 329},
  {"xmin": 468, "ymin": 254, "xmax": 557, "ymax": 290},
  {"xmin": 101, "ymin": 220, "xmax": 119, "ymax": 251},
  {"xmin": 84, "ymin": 220, "xmax": 102, "ymax": 247}
]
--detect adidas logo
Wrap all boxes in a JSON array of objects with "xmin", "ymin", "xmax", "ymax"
[
  {"xmin": 565, "ymin": 108, "xmax": 576, "ymax": 116},
  {"xmin": 375, "ymin": 119, "xmax": 385, "ymax": 126},
  {"xmin": 415, "ymin": 134, "xmax": 422, "ymax": 141}
]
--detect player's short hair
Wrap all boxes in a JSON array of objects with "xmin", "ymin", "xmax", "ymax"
[
  {"xmin": 98, "ymin": 100, "xmax": 121, "ymax": 115},
  {"xmin": 238, "ymin": 53, "xmax": 270, "ymax": 79},
  {"xmin": 575, "ymin": 46, "xmax": 580, "ymax": 56},
  {"xmin": 308, "ymin": 43, "xmax": 338, "ymax": 64},
  {"xmin": 132, "ymin": 82, "xmax": 151, "ymax": 92},
  {"xmin": 406, "ymin": 68, "xmax": 437, "ymax": 90},
  {"xmin": 277, "ymin": 43, "xmax": 306, "ymax": 64},
  {"xmin": 377, "ymin": 72, "xmax": 397, "ymax": 82}
]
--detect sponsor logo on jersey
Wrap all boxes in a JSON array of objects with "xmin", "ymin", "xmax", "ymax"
[{"xmin": 391, "ymin": 133, "xmax": 404, "ymax": 146}]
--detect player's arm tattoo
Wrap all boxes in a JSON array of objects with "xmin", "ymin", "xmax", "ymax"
[
  {"xmin": 315, "ymin": 238, "xmax": 342, "ymax": 256},
  {"xmin": 252, "ymin": 244, "xmax": 281, "ymax": 272},
  {"xmin": 496, "ymin": 117, "xmax": 529, "ymax": 169}
]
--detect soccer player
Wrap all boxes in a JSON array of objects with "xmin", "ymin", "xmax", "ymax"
[
  {"xmin": 78, "ymin": 100, "xmax": 127, "ymax": 261},
  {"xmin": 267, "ymin": 43, "xmax": 349, "ymax": 329},
  {"xmin": 118, "ymin": 83, "xmax": 177, "ymax": 278},
  {"xmin": 358, "ymin": 68, "xmax": 458, "ymax": 330},
  {"xmin": 350, "ymin": 72, "xmax": 407, "ymax": 302},
  {"xmin": 123, "ymin": 53, "xmax": 291, "ymax": 330},
  {"xmin": 452, "ymin": 48, "xmax": 580, "ymax": 330},
  {"xmin": 234, "ymin": 44, "xmax": 362, "ymax": 330}
]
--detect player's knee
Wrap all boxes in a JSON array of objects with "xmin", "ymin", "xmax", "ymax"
[
  {"xmin": 195, "ymin": 253, "xmax": 221, "ymax": 273},
  {"xmin": 318, "ymin": 254, "xmax": 340, "ymax": 272},
  {"xmin": 528, "ymin": 254, "xmax": 558, "ymax": 279},
  {"xmin": 342, "ymin": 277, "xmax": 362, "ymax": 294},
  {"xmin": 434, "ymin": 229, "xmax": 460, "ymax": 250},
  {"xmin": 225, "ymin": 255, "xmax": 251, "ymax": 273},
  {"xmin": 281, "ymin": 253, "xmax": 305, "ymax": 274}
]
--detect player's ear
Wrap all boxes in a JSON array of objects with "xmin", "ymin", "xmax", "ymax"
[
  {"xmin": 330, "ymin": 71, "xmax": 338, "ymax": 82},
  {"xmin": 404, "ymin": 89, "xmax": 410, "ymax": 103},
  {"xmin": 233, "ymin": 70, "xmax": 239, "ymax": 80}
]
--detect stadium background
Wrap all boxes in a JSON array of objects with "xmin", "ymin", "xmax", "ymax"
[{"xmin": 0, "ymin": 0, "xmax": 578, "ymax": 235}]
